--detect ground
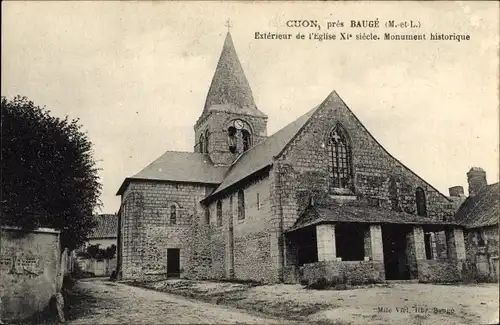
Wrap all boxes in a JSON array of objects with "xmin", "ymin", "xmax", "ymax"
[
  {"xmin": 135, "ymin": 279, "xmax": 499, "ymax": 325},
  {"xmin": 64, "ymin": 278, "xmax": 291, "ymax": 324},
  {"xmin": 15, "ymin": 278, "xmax": 498, "ymax": 325}
]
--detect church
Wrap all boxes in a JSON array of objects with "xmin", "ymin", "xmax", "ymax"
[{"xmin": 115, "ymin": 31, "xmax": 469, "ymax": 284}]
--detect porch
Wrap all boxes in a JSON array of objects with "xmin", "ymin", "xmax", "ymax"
[{"xmin": 284, "ymin": 204, "xmax": 467, "ymax": 284}]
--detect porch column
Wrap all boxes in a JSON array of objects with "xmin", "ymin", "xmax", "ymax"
[
  {"xmin": 406, "ymin": 226, "xmax": 426, "ymax": 279},
  {"xmin": 316, "ymin": 224, "xmax": 336, "ymax": 261},
  {"xmin": 364, "ymin": 225, "xmax": 384, "ymax": 262},
  {"xmin": 445, "ymin": 227, "xmax": 466, "ymax": 260}
]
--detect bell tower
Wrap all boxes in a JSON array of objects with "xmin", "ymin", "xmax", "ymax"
[{"xmin": 194, "ymin": 31, "xmax": 267, "ymax": 166}]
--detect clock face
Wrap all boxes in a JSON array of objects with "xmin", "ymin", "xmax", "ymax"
[{"xmin": 234, "ymin": 119, "xmax": 244, "ymax": 130}]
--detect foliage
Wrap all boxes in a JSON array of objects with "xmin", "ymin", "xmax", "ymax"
[
  {"xmin": 85, "ymin": 244, "xmax": 116, "ymax": 260},
  {"xmin": 1, "ymin": 95, "xmax": 102, "ymax": 250}
]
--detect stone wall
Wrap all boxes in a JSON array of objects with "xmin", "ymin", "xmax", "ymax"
[
  {"xmin": 275, "ymin": 93, "xmax": 455, "ymax": 225},
  {"xmin": 0, "ymin": 227, "xmax": 60, "ymax": 321},
  {"xmin": 463, "ymin": 225, "xmax": 499, "ymax": 281},
  {"xmin": 119, "ymin": 181, "xmax": 209, "ymax": 280},
  {"xmin": 301, "ymin": 260, "xmax": 385, "ymax": 285},
  {"xmin": 417, "ymin": 260, "xmax": 463, "ymax": 283},
  {"xmin": 204, "ymin": 173, "xmax": 274, "ymax": 282}
]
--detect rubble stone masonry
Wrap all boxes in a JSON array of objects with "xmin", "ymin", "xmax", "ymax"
[{"xmin": 119, "ymin": 181, "xmax": 210, "ymax": 280}]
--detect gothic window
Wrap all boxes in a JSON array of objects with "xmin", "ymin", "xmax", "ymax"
[
  {"xmin": 416, "ymin": 187, "xmax": 427, "ymax": 216},
  {"xmin": 204, "ymin": 129, "xmax": 210, "ymax": 153},
  {"xmin": 170, "ymin": 204, "xmax": 177, "ymax": 225},
  {"xmin": 242, "ymin": 129, "xmax": 251, "ymax": 151},
  {"xmin": 237, "ymin": 189, "xmax": 245, "ymax": 220},
  {"xmin": 327, "ymin": 126, "xmax": 353, "ymax": 190},
  {"xmin": 199, "ymin": 134, "xmax": 205, "ymax": 153},
  {"xmin": 228, "ymin": 126, "xmax": 237, "ymax": 153},
  {"xmin": 216, "ymin": 200, "xmax": 222, "ymax": 227}
]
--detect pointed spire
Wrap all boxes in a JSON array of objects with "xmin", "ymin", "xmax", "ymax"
[{"xmin": 203, "ymin": 32, "xmax": 258, "ymax": 112}]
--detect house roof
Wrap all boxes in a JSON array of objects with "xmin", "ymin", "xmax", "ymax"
[
  {"xmin": 208, "ymin": 104, "xmax": 321, "ymax": 197},
  {"xmin": 203, "ymin": 32, "xmax": 265, "ymax": 117},
  {"xmin": 454, "ymin": 183, "xmax": 499, "ymax": 229},
  {"xmin": 286, "ymin": 203, "xmax": 458, "ymax": 232},
  {"xmin": 116, "ymin": 151, "xmax": 228, "ymax": 195},
  {"xmin": 89, "ymin": 214, "xmax": 118, "ymax": 239}
]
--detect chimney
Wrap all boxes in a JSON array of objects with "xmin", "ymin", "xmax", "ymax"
[
  {"xmin": 449, "ymin": 186, "xmax": 464, "ymax": 197},
  {"xmin": 467, "ymin": 167, "xmax": 487, "ymax": 197}
]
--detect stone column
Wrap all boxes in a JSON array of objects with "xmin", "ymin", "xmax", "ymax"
[
  {"xmin": 446, "ymin": 227, "xmax": 466, "ymax": 260},
  {"xmin": 406, "ymin": 226, "xmax": 426, "ymax": 279},
  {"xmin": 316, "ymin": 224, "xmax": 336, "ymax": 261},
  {"xmin": 364, "ymin": 225, "xmax": 384, "ymax": 262}
]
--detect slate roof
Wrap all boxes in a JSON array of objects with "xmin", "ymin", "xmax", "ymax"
[
  {"xmin": 209, "ymin": 104, "xmax": 321, "ymax": 197},
  {"xmin": 454, "ymin": 183, "xmax": 499, "ymax": 229},
  {"xmin": 89, "ymin": 214, "xmax": 118, "ymax": 239},
  {"xmin": 116, "ymin": 152, "xmax": 228, "ymax": 195},
  {"xmin": 287, "ymin": 203, "xmax": 458, "ymax": 232},
  {"xmin": 203, "ymin": 32, "xmax": 266, "ymax": 117}
]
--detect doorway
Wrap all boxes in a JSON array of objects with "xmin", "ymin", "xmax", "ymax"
[
  {"xmin": 382, "ymin": 224, "xmax": 411, "ymax": 280},
  {"xmin": 167, "ymin": 248, "xmax": 180, "ymax": 277}
]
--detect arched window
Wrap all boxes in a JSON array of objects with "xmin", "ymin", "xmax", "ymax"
[
  {"xmin": 389, "ymin": 177, "xmax": 400, "ymax": 212},
  {"xmin": 204, "ymin": 129, "xmax": 210, "ymax": 153},
  {"xmin": 199, "ymin": 134, "xmax": 205, "ymax": 153},
  {"xmin": 170, "ymin": 204, "xmax": 177, "ymax": 225},
  {"xmin": 237, "ymin": 190, "xmax": 245, "ymax": 220},
  {"xmin": 228, "ymin": 127, "xmax": 237, "ymax": 154},
  {"xmin": 242, "ymin": 130, "xmax": 251, "ymax": 151},
  {"xmin": 216, "ymin": 200, "xmax": 223, "ymax": 226},
  {"xmin": 204, "ymin": 206, "xmax": 210, "ymax": 225},
  {"xmin": 327, "ymin": 125, "xmax": 353, "ymax": 190},
  {"xmin": 416, "ymin": 187, "xmax": 427, "ymax": 216}
]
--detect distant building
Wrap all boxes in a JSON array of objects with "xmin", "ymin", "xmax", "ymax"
[
  {"xmin": 115, "ymin": 31, "xmax": 469, "ymax": 284},
  {"xmin": 452, "ymin": 168, "xmax": 499, "ymax": 281},
  {"xmin": 76, "ymin": 214, "xmax": 118, "ymax": 277},
  {"xmin": 86, "ymin": 214, "xmax": 118, "ymax": 249}
]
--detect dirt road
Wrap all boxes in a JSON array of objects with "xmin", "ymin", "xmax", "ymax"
[{"xmin": 66, "ymin": 278, "xmax": 291, "ymax": 324}]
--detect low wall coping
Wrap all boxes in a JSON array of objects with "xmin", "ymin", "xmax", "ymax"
[{"xmin": 1, "ymin": 226, "xmax": 60, "ymax": 234}]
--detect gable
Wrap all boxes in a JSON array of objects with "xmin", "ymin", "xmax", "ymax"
[{"xmin": 276, "ymin": 91, "xmax": 454, "ymax": 221}]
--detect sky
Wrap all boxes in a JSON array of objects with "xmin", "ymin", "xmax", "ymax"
[{"xmin": 2, "ymin": 1, "xmax": 499, "ymax": 214}]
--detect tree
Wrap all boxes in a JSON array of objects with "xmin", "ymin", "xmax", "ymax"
[{"xmin": 1, "ymin": 96, "xmax": 102, "ymax": 250}]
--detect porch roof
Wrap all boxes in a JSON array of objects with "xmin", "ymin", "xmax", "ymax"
[{"xmin": 286, "ymin": 204, "xmax": 459, "ymax": 233}]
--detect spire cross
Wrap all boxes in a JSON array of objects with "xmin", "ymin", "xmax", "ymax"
[{"xmin": 225, "ymin": 18, "xmax": 232, "ymax": 32}]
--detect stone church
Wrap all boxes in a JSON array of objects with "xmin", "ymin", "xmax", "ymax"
[{"xmin": 116, "ymin": 31, "xmax": 469, "ymax": 284}]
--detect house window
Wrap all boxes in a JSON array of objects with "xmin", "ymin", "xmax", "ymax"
[
  {"xmin": 416, "ymin": 187, "xmax": 427, "ymax": 216},
  {"xmin": 477, "ymin": 231, "xmax": 486, "ymax": 247},
  {"xmin": 242, "ymin": 129, "xmax": 251, "ymax": 151},
  {"xmin": 237, "ymin": 190, "xmax": 245, "ymax": 220},
  {"xmin": 204, "ymin": 129, "xmax": 210, "ymax": 153},
  {"xmin": 216, "ymin": 200, "xmax": 223, "ymax": 227},
  {"xmin": 327, "ymin": 125, "xmax": 353, "ymax": 190}
]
